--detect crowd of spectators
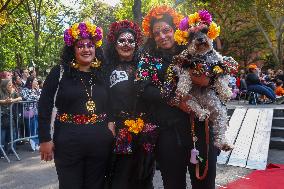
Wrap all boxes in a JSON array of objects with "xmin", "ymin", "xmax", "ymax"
[
  {"xmin": 229, "ymin": 65, "xmax": 284, "ymax": 104},
  {"xmin": 0, "ymin": 68, "xmax": 42, "ymax": 157}
]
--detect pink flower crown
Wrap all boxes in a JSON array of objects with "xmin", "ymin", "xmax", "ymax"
[
  {"xmin": 174, "ymin": 10, "xmax": 220, "ymax": 45},
  {"xmin": 64, "ymin": 21, "xmax": 103, "ymax": 47}
]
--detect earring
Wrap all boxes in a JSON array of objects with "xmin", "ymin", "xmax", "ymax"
[
  {"xmin": 91, "ymin": 57, "xmax": 101, "ymax": 68},
  {"xmin": 71, "ymin": 59, "xmax": 79, "ymax": 69}
]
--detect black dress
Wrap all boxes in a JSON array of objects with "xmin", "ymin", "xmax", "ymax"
[
  {"xmin": 38, "ymin": 65, "xmax": 114, "ymax": 189},
  {"xmin": 106, "ymin": 60, "xmax": 155, "ymax": 189}
]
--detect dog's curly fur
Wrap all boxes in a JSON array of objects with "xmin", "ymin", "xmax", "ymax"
[{"xmin": 171, "ymin": 27, "xmax": 235, "ymax": 151}]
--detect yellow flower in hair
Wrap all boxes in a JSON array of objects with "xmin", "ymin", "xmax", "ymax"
[
  {"xmin": 71, "ymin": 23, "xmax": 80, "ymax": 39},
  {"xmin": 188, "ymin": 12, "xmax": 200, "ymax": 25},
  {"xmin": 174, "ymin": 30, "xmax": 189, "ymax": 45},
  {"xmin": 95, "ymin": 40, "xmax": 103, "ymax": 47},
  {"xmin": 85, "ymin": 21, "xmax": 97, "ymax": 36},
  {"xmin": 207, "ymin": 22, "xmax": 220, "ymax": 40}
]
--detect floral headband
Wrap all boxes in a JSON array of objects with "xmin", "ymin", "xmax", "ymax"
[
  {"xmin": 174, "ymin": 10, "xmax": 220, "ymax": 45},
  {"xmin": 64, "ymin": 21, "xmax": 103, "ymax": 47},
  {"xmin": 142, "ymin": 5, "xmax": 183, "ymax": 37},
  {"xmin": 107, "ymin": 20, "xmax": 143, "ymax": 45}
]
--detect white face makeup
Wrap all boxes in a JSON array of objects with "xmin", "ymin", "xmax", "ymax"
[
  {"xmin": 116, "ymin": 32, "xmax": 136, "ymax": 48},
  {"xmin": 115, "ymin": 32, "xmax": 136, "ymax": 61}
]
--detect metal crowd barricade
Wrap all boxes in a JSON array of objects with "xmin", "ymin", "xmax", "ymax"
[{"xmin": 0, "ymin": 100, "xmax": 38, "ymax": 163}]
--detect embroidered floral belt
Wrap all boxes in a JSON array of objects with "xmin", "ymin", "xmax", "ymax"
[{"xmin": 56, "ymin": 113, "xmax": 107, "ymax": 125}]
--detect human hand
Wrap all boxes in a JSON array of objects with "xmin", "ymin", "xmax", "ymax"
[
  {"xmin": 177, "ymin": 95, "xmax": 192, "ymax": 113},
  {"xmin": 39, "ymin": 141, "xmax": 54, "ymax": 161},
  {"xmin": 108, "ymin": 122, "xmax": 116, "ymax": 137},
  {"xmin": 5, "ymin": 98, "xmax": 13, "ymax": 104}
]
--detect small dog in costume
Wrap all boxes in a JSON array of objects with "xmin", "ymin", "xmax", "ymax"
[{"xmin": 168, "ymin": 10, "xmax": 238, "ymax": 151}]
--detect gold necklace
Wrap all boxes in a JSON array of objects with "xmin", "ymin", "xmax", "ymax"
[{"xmin": 80, "ymin": 76, "xmax": 96, "ymax": 114}]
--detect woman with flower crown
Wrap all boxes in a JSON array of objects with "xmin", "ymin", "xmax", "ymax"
[
  {"xmin": 38, "ymin": 21, "xmax": 114, "ymax": 189},
  {"xmin": 136, "ymin": 6, "xmax": 219, "ymax": 189},
  {"xmin": 104, "ymin": 20, "xmax": 156, "ymax": 189}
]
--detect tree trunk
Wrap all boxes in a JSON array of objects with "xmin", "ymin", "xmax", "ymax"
[{"xmin": 132, "ymin": 0, "xmax": 142, "ymax": 26}]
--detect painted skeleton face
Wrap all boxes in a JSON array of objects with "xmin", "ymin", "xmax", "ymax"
[
  {"xmin": 115, "ymin": 32, "xmax": 136, "ymax": 61},
  {"xmin": 152, "ymin": 21, "xmax": 175, "ymax": 50}
]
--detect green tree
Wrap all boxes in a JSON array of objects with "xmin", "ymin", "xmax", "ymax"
[
  {"xmin": 253, "ymin": 0, "xmax": 284, "ymax": 68},
  {"xmin": 0, "ymin": 0, "xmax": 75, "ymax": 72}
]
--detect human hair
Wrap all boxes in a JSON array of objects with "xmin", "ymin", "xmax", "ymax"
[
  {"xmin": 105, "ymin": 29, "xmax": 139, "ymax": 66},
  {"xmin": 12, "ymin": 75, "xmax": 20, "ymax": 86},
  {"xmin": 24, "ymin": 76, "xmax": 36, "ymax": 89},
  {"xmin": 20, "ymin": 68, "xmax": 28, "ymax": 74},
  {"xmin": 0, "ymin": 79, "xmax": 11, "ymax": 99},
  {"xmin": 248, "ymin": 68, "xmax": 255, "ymax": 73},
  {"xmin": 59, "ymin": 42, "xmax": 105, "ymax": 83},
  {"xmin": 276, "ymin": 80, "xmax": 283, "ymax": 87},
  {"xmin": 143, "ymin": 14, "xmax": 177, "ymax": 53}
]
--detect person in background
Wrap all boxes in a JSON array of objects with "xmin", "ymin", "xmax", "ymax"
[
  {"xmin": 38, "ymin": 21, "xmax": 114, "ymax": 189},
  {"xmin": 246, "ymin": 64, "xmax": 276, "ymax": 103},
  {"xmin": 12, "ymin": 74, "xmax": 23, "ymax": 95},
  {"xmin": 275, "ymin": 80, "xmax": 284, "ymax": 96},
  {"xmin": 0, "ymin": 79, "xmax": 22, "ymax": 154},
  {"xmin": 20, "ymin": 68, "xmax": 29, "ymax": 86},
  {"xmin": 21, "ymin": 76, "xmax": 41, "ymax": 151},
  {"xmin": 229, "ymin": 73, "xmax": 237, "ymax": 90},
  {"xmin": 275, "ymin": 69, "xmax": 284, "ymax": 83},
  {"xmin": 37, "ymin": 79, "xmax": 44, "ymax": 90},
  {"xmin": 29, "ymin": 69, "xmax": 37, "ymax": 78}
]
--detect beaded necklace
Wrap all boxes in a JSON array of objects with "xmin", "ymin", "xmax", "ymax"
[{"xmin": 79, "ymin": 73, "xmax": 96, "ymax": 114}]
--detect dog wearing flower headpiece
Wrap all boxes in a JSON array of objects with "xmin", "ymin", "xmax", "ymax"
[{"xmin": 168, "ymin": 10, "xmax": 238, "ymax": 151}]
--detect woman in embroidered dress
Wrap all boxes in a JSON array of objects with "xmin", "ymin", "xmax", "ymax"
[
  {"xmin": 38, "ymin": 22, "xmax": 114, "ymax": 189},
  {"xmin": 105, "ymin": 20, "xmax": 156, "ymax": 189},
  {"xmin": 136, "ymin": 6, "xmax": 219, "ymax": 189}
]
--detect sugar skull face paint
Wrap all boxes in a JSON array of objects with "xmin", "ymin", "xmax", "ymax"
[
  {"xmin": 115, "ymin": 32, "xmax": 136, "ymax": 61},
  {"xmin": 116, "ymin": 32, "xmax": 136, "ymax": 48}
]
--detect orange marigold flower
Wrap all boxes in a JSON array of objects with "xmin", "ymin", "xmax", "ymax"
[
  {"xmin": 207, "ymin": 22, "xmax": 220, "ymax": 40},
  {"xmin": 188, "ymin": 12, "xmax": 200, "ymax": 25},
  {"xmin": 142, "ymin": 5, "xmax": 183, "ymax": 37}
]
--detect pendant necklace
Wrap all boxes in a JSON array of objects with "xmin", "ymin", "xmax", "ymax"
[{"xmin": 80, "ymin": 75, "xmax": 96, "ymax": 114}]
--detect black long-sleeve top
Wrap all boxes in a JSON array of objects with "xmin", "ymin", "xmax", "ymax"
[
  {"xmin": 38, "ymin": 65, "xmax": 110, "ymax": 143},
  {"xmin": 106, "ymin": 59, "xmax": 145, "ymax": 122},
  {"xmin": 246, "ymin": 72, "xmax": 261, "ymax": 86},
  {"xmin": 137, "ymin": 47, "xmax": 191, "ymax": 146}
]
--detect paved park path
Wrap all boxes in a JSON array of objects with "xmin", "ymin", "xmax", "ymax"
[{"xmin": 1, "ymin": 144, "xmax": 283, "ymax": 189}]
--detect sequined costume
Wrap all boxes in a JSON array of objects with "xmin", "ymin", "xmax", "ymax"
[{"xmin": 167, "ymin": 49, "xmax": 238, "ymax": 148}]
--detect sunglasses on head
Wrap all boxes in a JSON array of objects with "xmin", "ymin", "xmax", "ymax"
[
  {"xmin": 153, "ymin": 26, "xmax": 173, "ymax": 37},
  {"xmin": 76, "ymin": 42, "xmax": 95, "ymax": 49}
]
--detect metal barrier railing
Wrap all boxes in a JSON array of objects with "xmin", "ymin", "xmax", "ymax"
[{"xmin": 0, "ymin": 100, "xmax": 38, "ymax": 163}]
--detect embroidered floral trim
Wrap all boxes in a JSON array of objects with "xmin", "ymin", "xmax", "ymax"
[
  {"xmin": 160, "ymin": 64, "xmax": 177, "ymax": 99},
  {"xmin": 136, "ymin": 53, "xmax": 163, "ymax": 87},
  {"xmin": 114, "ymin": 122, "xmax": 158, "ymax": 154},
  {"xmin": 57, "ymin": 113, "xmax": 107, "ymax": 125}
]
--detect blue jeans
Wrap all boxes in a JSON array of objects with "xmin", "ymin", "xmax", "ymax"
[
  {"xmin": 248, "ymin": 84, "xmax": 276, "ymax": 101},
  {"xmin": 24, "ymin": 115, "xmax": 39, "ymax": 145}
]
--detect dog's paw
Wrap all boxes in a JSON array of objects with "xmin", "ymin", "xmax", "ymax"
[{"xmin": 215, "ymin": 141, "xmax": 234, "ymax": 152}]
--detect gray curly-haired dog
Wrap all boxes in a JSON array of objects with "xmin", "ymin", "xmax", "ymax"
[{"xmin": 170, "ymin": 26, "xmax": 237, "ymax": 151}]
